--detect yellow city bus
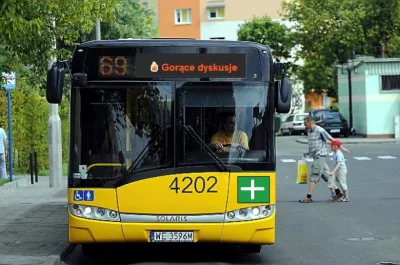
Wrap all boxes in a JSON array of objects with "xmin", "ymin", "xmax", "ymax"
[{"xmin": 45, "ymin": 39, "xmax": 292, "ymax": 255}]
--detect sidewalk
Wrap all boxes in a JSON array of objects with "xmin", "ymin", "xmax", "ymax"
[
  {"xmin": 296, "ymin": 136, "xmax": 400, "ymax": 144},
  {"xmin": 0, "ymin": 175, "xmax": 71, "ymax": 265}
]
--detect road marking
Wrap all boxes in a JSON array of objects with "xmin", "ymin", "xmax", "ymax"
[
  {"xmin": 281, "ymin": 159, "xmax": 297, "ymax": 163},
  {"xmin": 353, "ymin": 156, "xmax": 371, "ymax": 160},
  {"xmin": 377, "ymin": 156, "xmax": 397, "ymax": 159},
  {"xmin": 240, "ymin": 179, "xmax": 265, "ymax": 200}
]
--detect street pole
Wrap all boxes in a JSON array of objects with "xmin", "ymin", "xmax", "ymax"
[
  {"xmin": 347, "ymin": 66, "xmax": 353, "ymax": 131},
  {"xmin": 6, "ymin": 90, "xmax": 13, "ymax": 182},
  {"xmin": 48, "ymin": 18, "xmax": 62, "ymax": 188},
  {"xmin": 96, "ymin": 18, "xmax": 101, "ymax": 40}
]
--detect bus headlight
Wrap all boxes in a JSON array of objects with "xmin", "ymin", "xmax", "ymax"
[
  {"xmin": 225, "ymin": 205, "xmax": 275, "ymax": 222},
  {"xmin": 68, "ymin": 204, "xmax": 121, "ymax": 222}
]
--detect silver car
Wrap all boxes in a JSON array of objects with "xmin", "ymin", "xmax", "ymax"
[{"xmin": 280, "ymin": 113, "xmax": 308, "ymax": 135}]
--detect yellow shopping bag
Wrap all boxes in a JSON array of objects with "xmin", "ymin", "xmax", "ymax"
[{"xmin": 296, "ymin": 158, "xmax": 308, "ymax": 184}]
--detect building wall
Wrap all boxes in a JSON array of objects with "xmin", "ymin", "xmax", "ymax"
[
  {"xmin": 304, "ymin": 92, "xmax": 335, "ymax": 111},
  {"xmin": 338, "ymin": 71, "xmax": 367, "ymax": 135},
  {"xmin": 158, "ymin": 0, "xmax": 201, "ymax": 39},
  {"xmin": 152, "ymin": 0, "xmax": 286, "ymax": 39},
  {"xmin": 200, "ymin": 0, "xmax": 285, "ymax": 40},
  {"xmin": 365, "ymin": 75, "xmax": 400, "ymax": 137},
  {"xmin": 338, "ymin": 59, "xmax": 400, "ymax": 138},
  {"xmin": 200, "ymin": 21, "xmax": 242, "ymax": 40}
]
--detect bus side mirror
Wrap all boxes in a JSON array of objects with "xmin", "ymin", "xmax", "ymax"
[
  {"xmin": 275, "ymin": 76, "xmax": 292, "ymax": 113},
  {"xmin": 46, "ymin": 65, "xmax": 65, "ymax": 104}
]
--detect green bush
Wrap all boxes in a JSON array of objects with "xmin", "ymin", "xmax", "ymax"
[
  {"xmin": 0, "ymin": 84, "xmax": 69, "ymax": 174},
  {"xmin": 329, "ymin": 102, "xmax": 339, "ymax": 111}
]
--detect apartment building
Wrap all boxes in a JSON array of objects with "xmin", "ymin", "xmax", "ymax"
[{"xmin": 138, "ymin": 0, "xmax": 286, "ymax": 40}]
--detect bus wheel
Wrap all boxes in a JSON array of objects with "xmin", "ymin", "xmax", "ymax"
[
  {"xmin": 81, "ymin": 244, "xmax": 97, "ymax": 256},
  {"xmin": 240, "ymin": 244, "xmax": 262, "ymax": 254}
]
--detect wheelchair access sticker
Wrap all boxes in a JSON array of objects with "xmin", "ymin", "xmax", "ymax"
[{"xmin": 73, "ymin": 190, "xmax": 94, "ymax": 201}]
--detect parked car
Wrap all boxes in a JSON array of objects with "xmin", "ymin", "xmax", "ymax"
[
  {"xmin": 280, "ymin": 113, "xmax": 308, "ymax": 135},
  {"xmin": 309, "ymin": 109, "xmax": 335, "ymax": 118},
  {"xmin": 314, "ymin": 111, "xmax": 349, "ymax": 137}
]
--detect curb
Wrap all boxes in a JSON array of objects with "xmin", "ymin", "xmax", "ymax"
[
  {"xmin": 295, "ymin": 139, "xmax": 400, "ymax": 145},
  {"xmin": 52, "ymin": 244, "xmax": 77, "ymax": 265},
  {"xmin": 0, "ymin": 176, "xmax": 28, "ymax": 192},
  {"xmin": 0, "ymin": 176, "xmax": 69, "ymax": 192}
]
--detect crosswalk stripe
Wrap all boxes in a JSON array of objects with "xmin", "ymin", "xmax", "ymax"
[
  {"xmin": 281, "ymin": 159, "xmax": 297, "ymax": 163},
  {"xmin": 278, "ymin": 155, "xmax": 398, "ymax": 162},
  {"xmin": 353, "ymin": 156, "xmax": 371, "ymax": 160},
  {"xmin": 378, "ymin": 156, "xmax": 397, "ymax": 159}
]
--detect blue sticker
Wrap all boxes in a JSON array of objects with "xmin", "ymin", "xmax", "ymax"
[
  {"xmin": 74, "ymin": 190, "xmax": 84, "ymax": 201},
  {"xmin": 83, "ymin": 190, "xmax": 94, "ymax": 201}
]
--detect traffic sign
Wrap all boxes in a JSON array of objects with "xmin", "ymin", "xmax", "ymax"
[
  {"xmin": 237, "ymin": 176, "xmax": 270, "ymax": 203},
  {"xmin": 2, "ymin": 72, "xmax": 16, "ymax": 90}
]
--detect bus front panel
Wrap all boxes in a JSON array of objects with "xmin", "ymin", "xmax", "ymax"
[{"xmin": 67, "ymin": 79, "xmax": 276, "ymax": 245}]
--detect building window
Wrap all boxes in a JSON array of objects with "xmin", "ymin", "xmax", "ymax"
[
  {"xmin": 175, "ymin": 8, "xmax": 192, "ymax": 24},
  {"xmin": 382, "ymin": 75, "xmax": 400, "ymax": 91},
  {"xmin": 210, "ymin": 37, "xmax": 225, "ymax": 39},
  {"xmin": 208, "ymin": 7, "xmax": 225, "ymax": 19},
  {"xmin": 141, "ymin": 2, "xmax": 148, "ymax": 8}
]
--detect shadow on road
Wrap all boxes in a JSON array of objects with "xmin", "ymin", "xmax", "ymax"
[
  {"xmin": 66, "ymin": 243, "xmax": 264, "ymax": 264},
  {"xmin": 0, "ymin": 188, "xmax": 68, "ymax": 258}
]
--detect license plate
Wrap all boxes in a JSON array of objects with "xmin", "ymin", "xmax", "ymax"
[
  {"xmin": 150, "ymin": 231, "xmax": 194, "ymax": 242},
  {"xmin": 330, "ymin": 129, "xmax": 340, "ymax": 133}
]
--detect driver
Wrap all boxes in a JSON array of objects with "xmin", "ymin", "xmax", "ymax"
[{"xmin": 209, "ymin": 112, "xmax": 249, "ymax": 152}]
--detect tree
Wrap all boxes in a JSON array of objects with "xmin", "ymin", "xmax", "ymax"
[
  {"xmin": 282, "ymin": 0, "xmax": 366, "ymax": 96},
  {"xmin": 282, "ymin": 0, "xmax": 400, "ymax": 96},
  {"xmin": 0, "ymin": 0, "xmax": 119, "ymax": 85},
  {"xmin": 237, "ymin": 15, "xmax": 305, "ymax": 112},
  {"xmin": 81, "ymin": 0, "xmax": 157, "ymax": 41},
  {"xmin": 237, "ymin": 15, "xmax": 297, "ymax": 75},
  {"xmin": 358, "ymin": 0, "xmax": 400, "ymax": 57}
]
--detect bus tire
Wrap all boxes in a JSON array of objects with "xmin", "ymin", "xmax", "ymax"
[
  {"xmin": 240, "ymin": 244, "xmax": 262, "ymax": 253},
  {"xmin": 81, "ymin": 244, "xmax": 97, "ymax": 256}
]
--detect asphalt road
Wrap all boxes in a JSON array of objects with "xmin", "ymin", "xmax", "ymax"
[{"xmin": 63, "ymin": 136, "xmax": 400, "ymax": 265}]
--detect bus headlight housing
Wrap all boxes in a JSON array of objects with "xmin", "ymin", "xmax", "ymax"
[
  {"xmin": 69, "ymin": 204, "xmax": 121, "ymax": 222},
  {"xmin": 225, "ymin": 205, "xmax": 275, "ymax": 222}
]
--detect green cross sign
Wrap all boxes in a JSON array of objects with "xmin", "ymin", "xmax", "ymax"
[{"xmin": 237, "ymin": 176, "xmax": 270, "ymax": 203}]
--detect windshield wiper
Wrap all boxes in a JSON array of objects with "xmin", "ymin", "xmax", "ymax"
[
  {"xmin": 181, "ymin": 124, "xmax": 230, "ymax": 172},
  {"xmin": 127, "ymin": 125, "xmax": 168, "ymax": 173}
]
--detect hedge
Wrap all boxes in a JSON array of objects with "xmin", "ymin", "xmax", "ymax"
[{"xmin": 0, "ymin": 86, "xmax": 69, "ymax": 174}]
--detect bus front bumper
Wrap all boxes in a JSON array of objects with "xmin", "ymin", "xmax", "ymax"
[{"xmin": 68, "ymin": 212, "xmax": 275, "ymax": 245}]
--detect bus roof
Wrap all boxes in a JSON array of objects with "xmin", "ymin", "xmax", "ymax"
[{"xmin": 76, "ymin": 39, "xmax": 271, "ymax": 52}]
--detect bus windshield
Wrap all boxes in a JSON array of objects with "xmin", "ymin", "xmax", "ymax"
[
  {"xmin": 73, "ymin": 81, "xmax": 270, "ymax": 180},
  {"xmin": 74, "ymin": 82, "xmax": 174, "ymax": 180},
  {"xmin": 176, "ymin": 82, "xmax": 269, "ymax": 167}
]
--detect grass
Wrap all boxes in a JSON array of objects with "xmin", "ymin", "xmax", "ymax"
[
  {"xmin": 38, "ymin": 163, "xmax": 68, "ymax": 176},
  {"xmin": 0, "ymin": 178, "xmax": 9, "ymax": 187}
]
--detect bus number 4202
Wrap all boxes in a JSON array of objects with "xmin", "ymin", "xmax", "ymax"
[{"xmin": 169, "ymin": 176, "xmax": 217, "ymax": 193}]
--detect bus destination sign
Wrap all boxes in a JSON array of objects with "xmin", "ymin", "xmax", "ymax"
[{"xmin": 135, "ymin": 53, "xmax": 246, "ymax": 78}]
